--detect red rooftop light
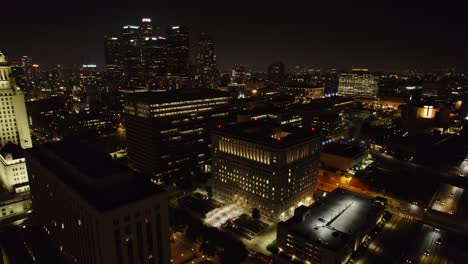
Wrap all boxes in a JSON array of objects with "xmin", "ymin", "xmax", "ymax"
[
  {"xmin": 217, "ymin": 124, "xmax": 222, "ymax": 129},
  {"xmin": 276, "ymin": 137, "xmax": 282, "ymax": 142},
  {"xmin": 311, "ymin": 127, "xmax": 316, "ymax": 132}
]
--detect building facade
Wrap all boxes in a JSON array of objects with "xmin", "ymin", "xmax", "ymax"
[
  {"xmin": 338, "ymin": 69, "xmax": 379, "ymax": 98},
  {"xmin": 211, "ymin": 121, "xmax": 321, "ymax": 219},
  {"xmin": 26, "ymin": 141, "xmax": 170, "ymax": 264},
  {"xmin": 124, "ymin": 89, "xmax": 230, "ymax": 179}
]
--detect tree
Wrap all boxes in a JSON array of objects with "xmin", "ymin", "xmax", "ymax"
[
  {"xmin": 252, "ymin": 208, "xmax": 260, "ymax": 221},
  {"xmin": 206, "ymin": 186, "xmax": 213, "ymax": 200}
]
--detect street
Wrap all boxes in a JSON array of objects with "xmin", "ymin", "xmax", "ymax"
[{"xmin": 430, "ymin": 184, "xmax": 464, "ymax": 215}]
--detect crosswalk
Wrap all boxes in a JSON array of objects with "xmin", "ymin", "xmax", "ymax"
[{"xmin": 400, "ymin": 213, "xmax": 414, "ymax": 220}]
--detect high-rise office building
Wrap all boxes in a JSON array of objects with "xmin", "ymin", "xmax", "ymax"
[
  {"xmin": 26, "ymin": 141, "xmax": 171, "ymax": 264},
  {"xmin": 211, "ymin": 121, "xmax": 320, "ymax": 219},
  {"xmin": 165, "ymin": 26, "xmax": 190, "ymax": 89},
  {"xmin": 141, "ymin": 36, "xmax": 167, "ymax": 87},
  {"xmin": 195, "ymin": 33, "xmax": 218, "ymax": 89},
  {"xmin": 104, "ymin": 36, "xmax": 123, "ymax": 89},
  {"xmin": 338, "ymin": 69, "xmax": 379, "ymax": 98},
  {"xmin": 267, "ymin": 61, "xmax": 286, "ymax": 84},
  {"xmin": 124, "ymin": 89, "xmax": 230, "ymax": 179},
  {"xmin": 121, "ymin": 25, "xmax": 143, "ymax": 87}
]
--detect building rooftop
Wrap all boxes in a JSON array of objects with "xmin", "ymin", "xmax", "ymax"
[
  {"xmin": 321, "ymin": 141, "xmax": 366, "ymax": 158},
  {"xmin": 124, "ymin": 88, "xmax": 230, "ymax": 104},
  {"xmin": 279, "ymin": 188, "xmax": 383, "ymax": 251},
  {"xmin": 26, "ymin": 141, "xmax": 165, "ymax": 212},
  {"xmin": 213, "ymin": 120, "xmax": 320, "ymax": 148}
]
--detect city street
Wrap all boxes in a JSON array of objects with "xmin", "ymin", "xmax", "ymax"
[{"xmin": 403, "ymin": 224, "xmax": 450, "ymax": 264}]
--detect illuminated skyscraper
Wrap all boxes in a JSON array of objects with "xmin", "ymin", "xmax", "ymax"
[
  {"xmin": 0, "ymin": 52, "xmax": 32, "ymax": 149},
  {"xmin": 211, "ymin": 121, "xmax": 320, "ymax": 219},
  {"xmin": 0, "ymin": 52, "xmax": 32, "ymax": 194},
  {"xmin": 195, "ymin": 33, "xmax": 218, "ymax": 89},
  {"xmin": 338, "ymin": 69, "xmax": 379, "ymax": 98}
]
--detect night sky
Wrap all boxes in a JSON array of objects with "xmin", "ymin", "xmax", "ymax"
[{"xmin": 1, "ymin": 1, "xmax": 467, "ymax": 72}]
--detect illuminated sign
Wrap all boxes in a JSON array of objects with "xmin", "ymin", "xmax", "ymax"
[
  {"xmin": 123, "ymin": 25, "xmax": 139, "ymax": 29},
  {"xmin": 172, "ymin": 26, "xmax": 180, "ymax": 30},
  {"xmin": 142, "ymin": 18, "xmax": 151, "ymax": 23},
  {"xmin": 82, "ymin": 64, "xmax": 97, "ymax": 68},
  {"xmin": 32, "ymin": 64, "xmax": 39, "ymax": 68}
]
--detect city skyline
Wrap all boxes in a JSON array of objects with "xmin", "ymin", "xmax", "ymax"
[{"xmin": 1, "ymin": 2, "xmax": 467, "ymax": 71}]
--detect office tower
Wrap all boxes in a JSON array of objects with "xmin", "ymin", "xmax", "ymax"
[
  {"xmin": 21, "ymin": 56, "xmax": 34, "ymax": 82},
  {"xmin": 26, "ymin": 141, "xmax": 171, "ymax": 264},
  {"xmin": 104, "ymin": 36, "xmax": 123, "ymax": 89},
  {"xmin": 165, "ymin": 26, "xmax": 189, "ymax": 89},
  {"xmin": 276, "ymin": 188, "xmax": 384, "ymax": 264},
  {"xmin": 139, "ymin": 18, "xmax": 154, "ymax": 39},
  {"xmin": 267, "ymin": 61, "xmax": 286, "ymax": 84},
  {"xmin": 124, "ymin": 89, "xmax": 230, "ymax": 179},
  {"xmin": 121, "ymin": 25, "xmax": 143, "ymax": 87},
  {"xmin": 141, "ymin": 37, "xmax": 167, "ymax": 88},
  {"xmin": 338, "ymin": 69, "xmax": 379, "ymax": 98},
  {"xmin": 195, "ymin": 33, "xmax": 218, "ymax": 89},
  {"xmin": 211, "ymin": 121, "xmax": 321, "ymax": 219},
  {"xmin": 0, "ymin": 52, "xmax": 32, "ymax": 149}
]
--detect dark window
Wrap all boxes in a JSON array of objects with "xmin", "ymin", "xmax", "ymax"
[{"xmin": 136, "ymin": 222, "xmax": 144, "ymax": 263}]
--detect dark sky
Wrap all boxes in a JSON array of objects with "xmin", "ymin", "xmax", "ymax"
[{"xmin": 1, "ymin": 1, "xmax": 467, "ymax": 72}]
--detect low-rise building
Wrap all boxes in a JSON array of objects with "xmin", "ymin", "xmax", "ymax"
[
  {"xmin": 276, "ymin": 188, "xmax": 384, "ymax": 264},
  {"xmin": 320, "ymin": 141, "xmax": 369, "ymax": 172}
]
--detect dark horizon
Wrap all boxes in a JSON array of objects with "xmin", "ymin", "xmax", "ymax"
[{"xmin": 1, "ymin": 2, "xmax": 467, "ymax": 72}]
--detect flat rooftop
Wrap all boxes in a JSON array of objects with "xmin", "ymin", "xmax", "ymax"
[
  {"xmin": 124, "ymin": 88, "xmax": 230, "ymax": 104},
  {"xmin": 213, "ymin": 120, "xmax": 320, "ymax": 148},
  {"xmin": 280, "ymin": 188, "xmax": 383, "ymax": 250},
  {"xmin": 321, "ymin": 142, "xmax": 366, "ymax": 158},
  {"xmin": 26, "ymin": 141, "xmax": 165, "ymax": 212}
]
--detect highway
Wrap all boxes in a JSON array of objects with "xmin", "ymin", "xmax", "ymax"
[{"xmin": 430, "ymin": 184, "xmax": 464, "ymax": 215}]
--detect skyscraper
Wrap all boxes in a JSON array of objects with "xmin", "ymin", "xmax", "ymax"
[
  {"xmin": 104, "ymin": 36, "xmax": 123, "ymax": 89},
  {"xmin": 338, "ymin": 69, "xmax": 379, "ymax": 98},
  {"xmin": 121, "ymin": 25, "xmax": 142, "ymax": 87},
  {"xmin": 0, "ymin": 52, "xmax": 32, "ymax": 195},
  {"xmin": 195, "ymin": 33, "xmax": 218, "ymax": 89},
  {"xmin": 141, "ymin": 36, "xmax": 167, "ymax": 88},
  {"xmin": 165, "ymin": 26, "xmax": 190, "ymax": 89},
  {"xmin": 0, "ymin": 52, "xmax": 32, "ymax": 149}
]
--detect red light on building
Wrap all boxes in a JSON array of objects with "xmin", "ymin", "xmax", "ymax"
[
  {"xmin": 217, "ymin": 124, "xmax": 222, "ymax": 129},
  {"xmin": 311, "ymin": 127, "xmax": 316, "ymax": 132},
  {"xmin": 276, "ymin": 137, "xmax": 282, "ymax": 142},
  {"xmin": 253, "ymin": 117, "xmax": 258, "ymax": 121}
]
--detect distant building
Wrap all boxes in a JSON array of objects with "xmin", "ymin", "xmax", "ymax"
[
  {"xmin": 211, "ymin": 121, "xmax": 321, "ymax": 219},
  {"xmin": 276, "ymin": 188, "xmax": 384, "ymax": 264},
  {"xmin": 104, "ymin": 36, "xmax": 123, "ymax": 89},
  {"xmin": 26, "ymin": 141, "xmax": 170, "ymax": 264},
  {"xmin": 338, "ymin": 69, "xmax": 379, "ymax": 98},
  {"xmin": 279, "ymin": 86, "xmax": 325, "ymax": 100},
  {"xmin": 268, "ymin": 61, "xmax": 286, "ymax": 84},
  {"xmin": 121, "ymin": 25, "xmax": 142, "ymax": 87},
  {"xmin": 165, "ymin": 25, "xmax": 190, "ymax": 89},
  {"xmin": 195, "ymin": 33, "xmax": 218, "ymax": 89},
  {"xmin": 124, "ymin": 89, "xmax": 230, "ymax": 179},
  {"xmin": 401, "ymin": 99, "xmax": 451, "ymax": 134}
]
